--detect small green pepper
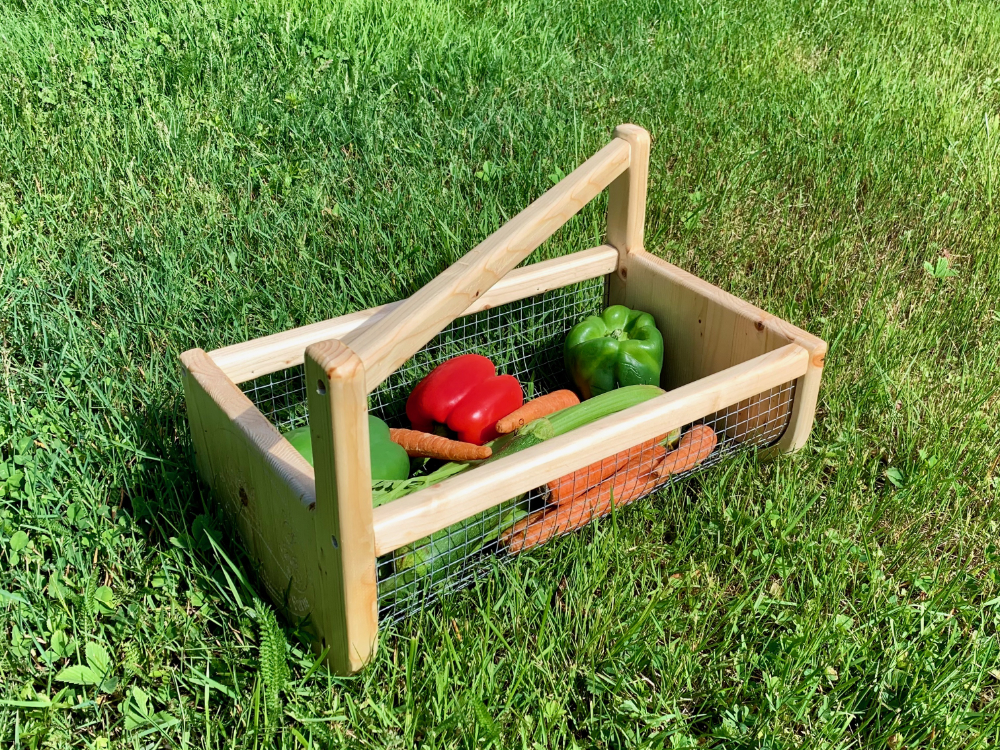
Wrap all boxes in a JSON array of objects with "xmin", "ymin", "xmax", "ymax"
[
  {"xmin": 284, "ymin": 415, "xmax": 410, "ymax": 481},
  {"xmin": 564, "ymin": 305, "xmax": 664, "ymax": 399}
]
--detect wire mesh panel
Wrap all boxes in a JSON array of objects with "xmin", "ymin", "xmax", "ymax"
[
  {"xmin": 241, "ymin": 366, "xmax": 309, "ymax": 432},
  {"xmin": 239, "ymin": 278, "xmax": 605, "ymax": 431},
  {"xmin": 367, "ymin": 278, "xmax": 606, "ymax": 426},
  {"xmin": 375, "ymin": 380, "xmax": 796, "ymax": 623}
]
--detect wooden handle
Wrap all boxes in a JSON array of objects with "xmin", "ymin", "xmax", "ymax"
[
  {"xmin": 344, "ymin": 133, "xmax": 635, "ymax": 393},
  {"xmin": 210, "ymin": 245, "xmax": 619, "ymax": 384}
]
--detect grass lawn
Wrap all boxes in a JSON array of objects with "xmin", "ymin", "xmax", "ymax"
[{"xmin": 2, "ymin": 0, "xmax": 1000, "ymax": 746}]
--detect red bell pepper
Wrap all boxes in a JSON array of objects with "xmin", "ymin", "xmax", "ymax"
[{"xmin": 406, "ymin": 354, "xmax": 523, "ymax": 445}]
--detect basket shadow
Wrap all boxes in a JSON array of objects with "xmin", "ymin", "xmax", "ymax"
[{"xmin": 119, "ymin": 392, "xmax": 310, "ymax": 641}]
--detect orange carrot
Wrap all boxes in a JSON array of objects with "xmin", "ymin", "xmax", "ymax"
[
  {"xmin": 504, "ymin": 440, "xmax": 669, "ymax": 552},
  {"xmin": 655, "ymin": 425, "xmax": 717, "ymax": 478},
  {"xmin": 570, "ymin": 442, "xmax": 670, "ymax": 514},
  {"xmin": 545, "ymin": 433, "xmax": 668, "ymax": 505},
  {"xmin": 495, "ymin": 390, "xmax": 580, "ymax": 434},
  {"xmin": 389, "ymin": 428, "xmax": 491, "ymax": 461},
  {"xmin": 502, "ymin": 425, "xmax": 718, "ymax": 553}
]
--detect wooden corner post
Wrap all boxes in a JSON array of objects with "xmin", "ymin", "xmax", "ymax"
[
  {"xmin": 774, "ymin": 341, "xmax": 826, "ymax": 453},
  {"xmin": 304, "ymin": 339, "xmax": 378, "ymax": 674},
  {"xmin": 606, "ymin": 123, "xmax": 651, "ymax": 294}
]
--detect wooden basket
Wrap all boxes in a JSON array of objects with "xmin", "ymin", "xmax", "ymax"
[{"xmin": 180, "ymin": 125, "xmax": 826, "ymax": 675}]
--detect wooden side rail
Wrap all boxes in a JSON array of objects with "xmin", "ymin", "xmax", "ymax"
[
  {"xmin": 371, "ymin": 343, "xmax": 810, "ymax": 556},
  {"xmin": 179, "ymin": 349, "xmax": 323, "ymax": 621},
  {"xmin": 343, "ymin": 136, "xmax": 633, "ymax": 393},
  {"xmin": 304, "ymin": 340, "xmax": 378, "ymax": 674},
  {"xmin": 210, "ymin": 245, "xmax": 620, "ymax": 384},
  {"xmin": 609, "ymin": 249, "xmax": 827, "ymax": 453}
]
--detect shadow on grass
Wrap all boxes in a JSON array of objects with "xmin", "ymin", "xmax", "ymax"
[{"xmin": 120, "ymin": 391, "xmax": 316, "ymax": 646}]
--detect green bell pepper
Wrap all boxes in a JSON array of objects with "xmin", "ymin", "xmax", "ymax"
[
  {"xmin": 564, "ymin": 305, "xmax": 664, "ymax": 399},
  {"xmin": 284, "ymin": 415, "xmax": 410, "ymax": 481}
]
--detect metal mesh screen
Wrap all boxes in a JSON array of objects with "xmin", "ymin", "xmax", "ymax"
[
  {"xmin": 367, "ymin": 278, "xmax": 606, "ymax": 425},
  {"xmin": 241, "ymin": 365, "xmax": 309, "ymax": 433},
  {"xmin": 375, "ymin": 380, "xmax": 795, "ymax": 622},
  {"xmin": 239, "ymin": 278, "xmax": 797, "ymax": 625},
  {"xmin": 240, "ymin": 278, "xmax": 605, "ymax": 431}
]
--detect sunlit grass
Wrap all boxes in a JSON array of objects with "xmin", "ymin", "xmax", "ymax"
[{"xmin": 1, "ymin": 0, "xmax": 998, "ymax": 746}]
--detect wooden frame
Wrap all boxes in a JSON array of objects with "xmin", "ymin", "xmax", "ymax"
[{"xmin": 181, "ymin": 125, "xmax": 826, "ymax": 674}]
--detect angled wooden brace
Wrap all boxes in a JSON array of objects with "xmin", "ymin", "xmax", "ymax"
[{"xmin": 305, "ymin": 126, "xmax": 645, "ymax": 672}]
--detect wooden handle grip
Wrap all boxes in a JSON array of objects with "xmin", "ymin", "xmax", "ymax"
[{"xmin": 344, "ymin": 134, "xmax": 634, "ymax": 393}]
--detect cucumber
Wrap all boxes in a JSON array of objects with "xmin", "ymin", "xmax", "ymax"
[{"xmin": 483, "ymin": 384, "xmax": 665, "ymax": 463}]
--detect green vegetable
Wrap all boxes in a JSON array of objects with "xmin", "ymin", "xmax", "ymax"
[
  {"xmin": 371, "ymin": 461, "xmax": 528, "ymax": 600},
  {"xmin": 484, "ymin": 384, "xmax": 665, "ymax": 462},
  {"xmin": 379, "ymin": 497, "xmax": 529, "ymax": 599},
  {"xmin": 564, "ymin": 305, "xmax": 664, "ymax": 399},
  {"xmin": 284, "ymin": 415, "xmax": 410, "ymax": 481},
  {"xmin": 367, "ymin": 416, "xmax": 412, "ymax": 481},
  {"xmin": 284, "ymin": 426, "xmax": 314, "ymax": 465},
  {"xmin": 371, "ymin": 460, "xmax": 471, "ymax": 507}
]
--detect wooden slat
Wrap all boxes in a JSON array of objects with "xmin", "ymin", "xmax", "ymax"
[
  {"xmin": 210, "ymin": 245, "xmax": 620, "ymax": 384},
  {"xmin": 774, "ymin": 350, "xmax": 825, "ymax": 452},
  {"xmin": 304, "ymin": 340, "xmax": 378, "ymax": 675},
  {"xmin": 345, "ymin": 138, "xmax": 631, "ymax": 392},
  {"xmin": 179, "ymin": 349, "xmax": 321, "ymax": 620},
  {"xmin": 619, "ymin": 250, "xmax": 826, "ymax": 375},
  {"xmin": 605, "ymin": 124, "xmax": 650, "ymax": 282},
  {"xmin": 182, "ymin": 355, "xmax": 216, "ymax": 490},
  {"xmin": 372, "ymin": 343, "xmax": 809, "ymax": 556}
]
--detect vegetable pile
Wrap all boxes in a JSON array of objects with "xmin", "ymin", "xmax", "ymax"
[
  {"xmin": 406, "ymin": 353, "xmax": 522, "ymax": 445},
  {"xmin": 283, "ymin": 303, "xmax": 720, "ymax": 599},
  {"xmin": 501, "ymin": 425, "xmax": 717, "ymax": 552}
]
